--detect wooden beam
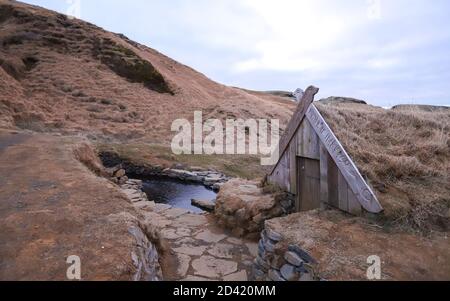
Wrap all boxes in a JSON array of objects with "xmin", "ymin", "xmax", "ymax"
[
  {"xmin": 269, "ymin": 86, "xmax": 320, "ymax": 175},
  {"xmin": 297, "ymin": 119, "xmax": 320, "ymax": 160},
  {"xmin": 305, "ymin": 104, "xmax": 383, "ymax": 213},
  {"xmin": 319, "ymin": 142, "xmax": 329, "ymax": 206}
]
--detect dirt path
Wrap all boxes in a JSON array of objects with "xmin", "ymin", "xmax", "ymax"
[
  {"xmin": 122, "ymin": 184, "xmax": 258, "ymax": 281},
  {"xmin": 0, "ymin": 130, "xmax": 139, "ymax": 280}
]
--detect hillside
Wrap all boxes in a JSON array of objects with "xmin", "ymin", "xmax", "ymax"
[
  {"xmin": 316, "ymin": 100, "xmax": 450, "ymax": 232},
  {"xmin": 0, "ymin": 0, "xmax": 295, "ymax": 143}
]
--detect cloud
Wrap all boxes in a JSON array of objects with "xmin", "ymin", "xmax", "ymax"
[{"xmin": 21, "ymin": 0, "xmax": 450, "ymax": 105}]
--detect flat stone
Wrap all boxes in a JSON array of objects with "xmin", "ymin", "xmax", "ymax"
[
  {"xmin": 195, "ymin": 230, "xmax": 226, "ymax": 243},
  {"xmin": 114, "ymin": 169, "xmax": 126, "ymax": 178},
  {"xmin": 191, "ymin": 199, "xmax": 215, "ymax": 212},
  {"xmin": 284, "ymin": 251, "xmax": 304, "ymax": 266},
  {"xmin": 163, "ymin": 207, "xmax": 189, "ymax": 218},
  {"xmin": 173, "ymin": 214, "xmax": 208, "ymax": 227},
  {"xmin": 160, "ymin": 228, "xmax": 191, "ymax": 240},
  {"xmin": 192, "ymin": 256, "xmax": 238, "ymax": 278},
  {"xmin": 223, "ymin": 270, "xmax": 248, "ymax": 281},
  {"xmin": 263, "ymin": 239, "xmax": 276, "ymax": 253},
  {"xmin": 207, "ymin": 243, "xmax": 235, "ymax": 259},
  {"xmin": 266, "ymin": 228, "xmax": 283, "ymax": 242},
  {"xmin": 280, "ymin": 264, "xmax": 299, "ymax": 281},
  {"xmin": 226, "ymin": 237, "xmax": 243, "ymax": 245},
  {"xmin": 183, "ymin": 275, "xmax": 215, "ymax": 281},
  {"xmin": 175, "ymin": 253, "xmax": 191, "ymax": 278},
  {"xmin": 153, "ymin": 203, "xmax": 172, "ymax": 213},
  {"xmin": 176, "ymin": 228, "xmax": 192, "ymax": 237},
  {"xmin": 288, "ymin": 245, "xmax": 316, "ymax": 264},
  {"xmin": 127, "ymin": 179, "xmax": 143, "ymax": 185},
  {"xmin": 122, "ymin": 189, "xmax": 141, "ymax": 198},
  {"xmin": 133, "ymin": 201, "xmax": 155, "ymax": 210},
  {"xmin": 173, "ymin": 244, "xmax": 207, "ymax": 257},
  {"xmin": 268, "ymin": 269, "xmax": 286, "ymax": 282},
  {"xmin": 245, "ymin": 242, "xmax": 259, "ymax": 257},
  {"xmin": 141, "ymin": 212, "xmax": 172, "ymax": 228}
]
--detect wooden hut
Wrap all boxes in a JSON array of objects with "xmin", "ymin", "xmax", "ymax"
[{"xmin": 268, "ymin": 86, "xmax": 383, "ymax": 215}]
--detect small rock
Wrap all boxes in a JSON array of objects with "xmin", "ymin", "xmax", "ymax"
[
  {"xmin": 191, "ymin": 199, "xmax": 215, "ymax": 212},
  {"xmin": 266, "ymin": 228, "xmax": 283, "ymax": 242},
  {"xmin": 195, "ymin": 230, "xmax": 226, "ymax": 243},
  {"xmin": 226, "ymin": 237, "xmax": 243, "ymax": 245},
  {"xmin": 118, "ymin": 176, "xmax": 128, "ymax": 185},
  {"xmin": 288, "ymin": 245, "xmax": 316, "ymax": 264},
  {"xmin": 284, "ymin": 251, "xmax": 304, "ymax": 267},
  {"xmin": 207, "ymin": 243, "xmax": 235, "ymax": 259},
  {"xmin": 264, "ymin": 239, "xmax": 276, "ymax": 253},
  {"xmin": 280, "ymin": 264, "xmax": 299, "ymax": 281},
  {"xmin": 114, "ymin": 169, "xmax": 126, "ymax": 178},
  {"xmin": 192, "ymin": 256, "xmax": 238, "ymax": 278},
  {"xmin": 268, "ymin": 269, "xmax": 286, "ymax": 282}
]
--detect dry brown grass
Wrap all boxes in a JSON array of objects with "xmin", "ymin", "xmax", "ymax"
[
  {"xmin": 316, "ymin": 101, "xmax": 450, "ymax": 232},
  {"xmin": 95, "ymin": 142, "xmax": 268, "ymax": 180},
  {"xmin": 0, "ymin": 0, "xmax": 295, "ymax": 144}
]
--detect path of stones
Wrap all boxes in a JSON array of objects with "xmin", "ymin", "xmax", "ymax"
[{"xmin": 123, "ymin": 180, "xmax": 258, "ymax": 281}]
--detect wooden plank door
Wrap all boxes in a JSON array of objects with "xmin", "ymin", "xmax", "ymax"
[{"xmin": 296, "ymin": 157, "xmax": 321, "ymax": 212}]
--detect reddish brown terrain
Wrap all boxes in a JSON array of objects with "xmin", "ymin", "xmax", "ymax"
[
  {"xmin": 0, "ymin": 0, "xmax": 448, "ymax": 281},
  {"xmin": 0, "ymin": 0, "xmax": 294, "ymax": 143},
  {"xmin": 0, "ymin": 0, "xmax": 295, "ymax": 280}
]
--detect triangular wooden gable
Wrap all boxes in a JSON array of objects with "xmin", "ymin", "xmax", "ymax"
[{"xmin": 268, "ymin": 86, "xmax": 383, "ymax": 214}]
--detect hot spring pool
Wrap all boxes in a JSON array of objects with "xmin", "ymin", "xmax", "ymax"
[{"xmin": 141, "ymin": 177, "xmax": 217, "ymax": 213}]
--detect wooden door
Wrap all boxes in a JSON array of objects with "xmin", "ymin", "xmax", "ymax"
[{"xmin": 296, "ymin": 157, "xmax": 321, "ymax": 212}]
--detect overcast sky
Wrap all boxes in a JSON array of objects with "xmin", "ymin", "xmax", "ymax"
[{"xmin": 22, "ymin": 0, "xmax": 450, "ymax": 107}]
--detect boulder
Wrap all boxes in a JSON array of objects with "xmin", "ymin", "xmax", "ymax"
[
  {"xmin": 191, "ymin": 199, "xmax": 215, "ymax": 212},
  {"xmin": 215, "ymin": 179, "xmax": 284, "ymax": 236}
]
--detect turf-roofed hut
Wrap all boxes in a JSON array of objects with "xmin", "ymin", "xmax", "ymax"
[
  {"xmin": 268, "ymin": 86, "xmax": 383, "ymax": 216},
  {"xmin": 268, "ymin": 86, "xmax": 450, "ymax": 229}
]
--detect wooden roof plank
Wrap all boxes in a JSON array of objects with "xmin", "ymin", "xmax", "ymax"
[
  {"xmin": 269, "ymin": 85, "xmax": 319, "ymax": 174},
  {"xmin": 305, "ymin": 104, "xmax": 383, "ymax": 213}
]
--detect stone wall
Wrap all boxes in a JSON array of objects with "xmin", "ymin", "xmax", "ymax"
[
  {"xmin": 129, "ymin": 224, "xmax": 163, "ymax": 281},
  {"xmin": 99, "ymin": 152, "xmax": 230, "ymax": 191},
  {"xmin": 252, "ymin": 223, "xmax": 319, "ymax": 281}
]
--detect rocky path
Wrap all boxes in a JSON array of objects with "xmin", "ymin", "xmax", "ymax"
[{"xmin": 122, "ymin": 180, "xmax": 259, "ymax": 281}]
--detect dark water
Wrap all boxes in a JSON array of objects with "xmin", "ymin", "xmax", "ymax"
[{"xmin": 141, "ymin": 177, "xmax": 217, "ymax": 213}]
